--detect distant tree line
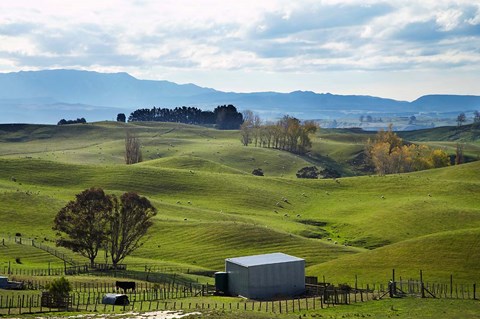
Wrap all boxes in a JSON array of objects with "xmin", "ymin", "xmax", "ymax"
[
  {"xmin": 240, "ymin": 111, "xmax": 318, "ymax": 155},
  {"xmin": 128, "ymin": 105, "xmax": 243, "ymax": 129},
  {"xmin": 57, "ymin": 118, "xmax": 87, "ymax": 125},
  {"xmin": 456, "ymin": 111, "xmax": 480, "ymax": 126},
  {"xmin": 359, "ymin": 115, "xmax": 382, "ymax": 123}
]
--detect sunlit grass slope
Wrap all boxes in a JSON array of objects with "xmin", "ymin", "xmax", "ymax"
[
  {"xmin": 0, "ymin": 240, "xmax": 66, "ymax": 269},
  {"xmin": 0, "ymin": 122, "xmax": 479, "ymax": 283},
  {"xmin": 0, "ymin": 122, "xmax": 367, "ymax": 176},
  {"xmin": 399, "ymin": 123, "xmax": 480, "ymax": 142},
  {"xmin": 307, "ymin": 227, "xmax": 480, "ymax": 284}
]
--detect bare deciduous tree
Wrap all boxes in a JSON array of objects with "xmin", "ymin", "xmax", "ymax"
[{"xmin": 125, "ymin": 131, "xmax": 142, "ymax": 164}]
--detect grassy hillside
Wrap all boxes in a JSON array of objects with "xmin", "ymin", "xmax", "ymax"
[
  {"xmin": 308, "ymin": 227, "xmax": 480, "ymax": 284},
  {"xmin": 0, "ymin": 122, "xmax": 479, "ymax": 284},
  {"xmin": 399, "ymin": 123, "xmax": 480, "ymax": 142}
]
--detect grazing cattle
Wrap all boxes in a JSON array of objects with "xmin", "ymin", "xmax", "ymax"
[{"xmin": 115, "ymin": 281, "xmax": 136, "ymax": 293}]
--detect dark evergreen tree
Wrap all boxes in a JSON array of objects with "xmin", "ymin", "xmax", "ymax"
[
  {"xmin": 117, "ymin": 113, "xmax": 126, "ymax": 122},
  {"xmin": 128, "ymin": 106, "xmax": 218, "ymax": 125},
  {"xmin": 214, "ymin": 104, "xmax": 243, "ymax": 130}
]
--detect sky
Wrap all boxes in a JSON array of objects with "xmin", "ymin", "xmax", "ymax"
[{"xmin": 0, "ymin": 0, "xmax": 479, "ymax": 101}]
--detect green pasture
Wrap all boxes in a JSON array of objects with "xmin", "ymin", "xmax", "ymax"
[
  {"xmin": 0, "ymin": 240, "xmax": 65, "ymax": 270},
  {"xmin": 189, "ymin": 298, "xmax": 480, "ymax": 319},
  {"xmin": 399, "ymin": 123, "xmax": 480, "ymax": 142},
  {"xmin": 0, "ymin": 122, "xmax": 479, "ymax": 287}
]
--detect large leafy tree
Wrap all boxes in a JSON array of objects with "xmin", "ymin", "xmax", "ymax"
[
  {"xmin": 108, "ymin": 192, "xmax": 157, "ymax": 268},
  {"xmin": 54, "ymin": 188, "xmax": 157, "ymax": 268},
  {"xmin": 53, "ymin": 188, "xmax": 113, "ymax": 267}
]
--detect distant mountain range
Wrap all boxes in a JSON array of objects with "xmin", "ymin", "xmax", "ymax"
[{"xmin": 0, "ymin": 69, "xmax": 479, "ymax": 124}]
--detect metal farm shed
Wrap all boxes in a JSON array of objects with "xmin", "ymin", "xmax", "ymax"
[{"xmin": 225, "ymin": 252, "xmax": 305, "ymax": 299}]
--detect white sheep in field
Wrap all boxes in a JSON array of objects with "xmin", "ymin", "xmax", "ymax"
[
  {"xmin": 176, "ymin": 201, "xmax": 181, "ymax": 204},
  {"xmin": 187, "ymin": 201, "xmax": 191, "ymax": 204},
  {"xmin": 334, "ymin": 241, "xmax": 338, "ymax": 245}
]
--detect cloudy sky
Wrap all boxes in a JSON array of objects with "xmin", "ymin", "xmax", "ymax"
[{"xmin": 1, "ymin": 0, "xmax": 479, "ymax": 100}]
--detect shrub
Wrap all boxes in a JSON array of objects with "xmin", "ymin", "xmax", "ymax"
[
  {"xmin": 319, "ymin": 167, "xmax": 341, "ymax": 179},
  {"xmin": 45, "ymin": 277, "xmax": 71, "ymax": 298},
  {"xmin": 296, "ymin": 166, "xmax": 319, "ymax": 179},
  {"xmin": 252, "ymin": 168, "xmax": 264, "ymax": 176}
]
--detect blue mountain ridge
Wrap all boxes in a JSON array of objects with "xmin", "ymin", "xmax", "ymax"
[{"xmin": 0, "ymin": 69, "xmax": 478, "ymax": 124}]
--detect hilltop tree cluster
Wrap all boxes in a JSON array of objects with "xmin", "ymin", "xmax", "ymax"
[
  {"xmin": 128, "ymin": 105, "xmax": 243, "ymax": 129},
  {"xmin": 53, "ymin": 188, "xmax": 156, "ymax": 268},
  {"xmin": 57, "ymin": 118, "xmax": 87, "ymax": 125},
  {"xmin": 241, "ymin": 112, "xmax": 318, "ymax": 155},
  {"xmin": 365, "ymin": 124, "xmax": 450, "ymax": 175}
]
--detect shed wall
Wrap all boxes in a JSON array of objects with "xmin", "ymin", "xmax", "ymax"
[
  {"xmin": 225, "ymin": 261, "xmax": 249, "ymax": 297},
  {"xmin": 226, "ymin": 259, "xmax": 305, "ymax": 299}
]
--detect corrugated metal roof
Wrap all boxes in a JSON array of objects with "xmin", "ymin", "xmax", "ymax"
[{"xmin": 226, "ymin": 252, "xmax": 304, "ymax": 267}]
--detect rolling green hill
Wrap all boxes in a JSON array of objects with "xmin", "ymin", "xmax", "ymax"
[{"xmin": 0, "ymin": 122, "xmax": 479, "ymax": 285}]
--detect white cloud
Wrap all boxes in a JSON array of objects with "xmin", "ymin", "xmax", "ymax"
[
  {"xmin": 435, "ymin": 9, "xmax": 463, "ymax": 31},
  {"xmin": 0, "ymin": 0, "xmax": 479, "ymax": 99}
]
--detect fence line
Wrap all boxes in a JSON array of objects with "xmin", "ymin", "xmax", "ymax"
[
  {"xmin": 0, "ymin": 289, "xmax": 375, "ymax": 315},
  {"xmin": 0, "ymin": 279, "xmax": 477, "ymax": 315},
  {"xmin": 1, "ymin": 236, "xmax": 78, "ymax": 266},
  {"xmin": 31, "ymin": 240, "xmax": 77, "ymax": 266}
]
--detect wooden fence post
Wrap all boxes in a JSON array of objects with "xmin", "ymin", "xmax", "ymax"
[
  {"xmin": 450, "ymin": 275, "xmax": 453, "ymax": 298},
  {"xmin": 420, "ymin": 270, "xmax": 425, "ymax": 298}
]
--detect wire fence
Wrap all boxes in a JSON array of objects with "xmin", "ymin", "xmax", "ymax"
[{"xmin": 2, "ymin": 237, "xmax": 478, "ymax": 315}]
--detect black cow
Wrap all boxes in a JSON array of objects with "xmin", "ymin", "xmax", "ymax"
[{"xmin": 115, "ymin": 281, "xmax": 136, "ymax": 293}]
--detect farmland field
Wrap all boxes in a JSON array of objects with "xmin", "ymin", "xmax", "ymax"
[{"xmin": 0, "ymin": 121, "xmax": 479, "ymax": 299}]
